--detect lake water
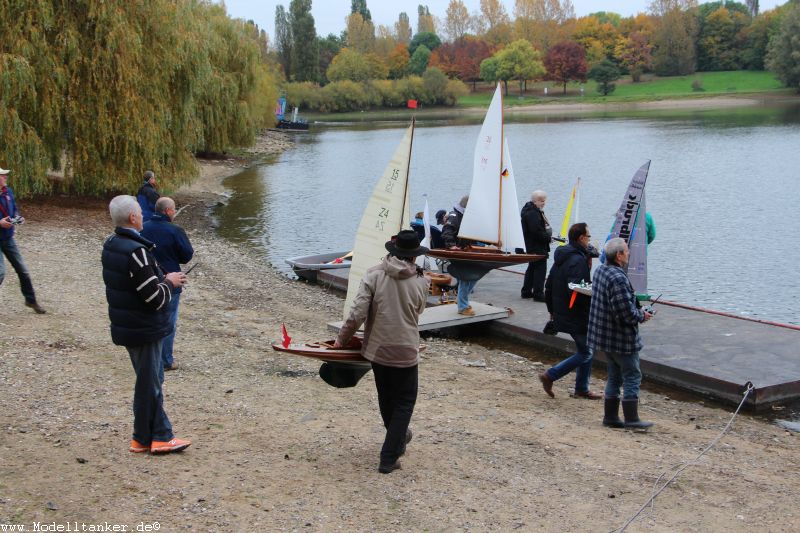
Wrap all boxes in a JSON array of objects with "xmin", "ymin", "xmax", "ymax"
[{"xmin": 214, "ymin": 103, "xmax": 800, "ymax": 325}]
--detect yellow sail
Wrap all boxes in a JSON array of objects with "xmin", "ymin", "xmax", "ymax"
[{"xmin": 558, "ymin": 178, "xmax": 580, "ymax": 246}]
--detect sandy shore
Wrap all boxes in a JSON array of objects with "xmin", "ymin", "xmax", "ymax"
[{"xmin": 1, "ymin": 131, "xmax": 798, "ymax": 531}]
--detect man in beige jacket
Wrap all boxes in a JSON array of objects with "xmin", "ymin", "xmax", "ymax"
[{"xmin": 335, "ymin": 230, "xmax": 430, "ymax": 474}]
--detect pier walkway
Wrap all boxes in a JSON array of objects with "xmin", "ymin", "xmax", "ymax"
[{"xmin": 316, "ymin": 266, "xmax": 799, "ymax": 409}]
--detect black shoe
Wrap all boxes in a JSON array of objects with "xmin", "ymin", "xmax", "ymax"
[
  {"xmin": 622, "ymin": 399, "xmax": 654, "ymax": 430},
  {"xmin": 25, "ymin": 301, "xmax": 46, "ymax": 314},
  {"xmin": 399, "ymin": 428, "xmax": 413, "ymax": 457},
  {"xmin": 378, "ymin": 461, "xmax": 401, "ymax": 474},
  {"xmin": 532, "ymin": 295, "xmax": 546, "ymax": 302},
  {"xmin": 602, "ymin": 397, "xmax": 625, "ymax": 428},
  {"xmin": 521, "ymin": 292, "xmax": 533, "ymax": 299}
]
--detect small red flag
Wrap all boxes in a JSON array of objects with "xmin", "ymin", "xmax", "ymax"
[
  {"xmin": 281, "ymin": 324, "xmax": 292, "ymax": 348},
  {"xmin": 407, "ymin": 99, "xmax": 418, "ymax": 109}
]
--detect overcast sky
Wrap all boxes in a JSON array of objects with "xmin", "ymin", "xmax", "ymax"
[{"xmin": 221, "ymin": 0, "xmax": 784, "ymax": 44}]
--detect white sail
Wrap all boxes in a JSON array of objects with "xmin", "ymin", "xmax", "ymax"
[
  {"xmin": 343, "ymin": 122, "xmax": 414, "ymax": 318},
  {"xmin": 499, "ymin": 138, "xmax": 526, "ymax": 252},
  {"xmin": 415, "ymin": 197, "xmax": 432, "ymax": 269},
  {"xmin": 459, "ymin": 84, "xmax": 503, "ymax": 244}
]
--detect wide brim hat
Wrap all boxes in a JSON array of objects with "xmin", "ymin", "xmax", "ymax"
[
  {"xmin": 385, "ymin": 229, "xmax": 429, "ymax": 258},
  {"xmin": 0, "ymin": 168, "xmax": 10, "ymax": 175}
]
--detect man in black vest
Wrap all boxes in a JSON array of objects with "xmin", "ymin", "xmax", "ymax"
[{"xmin": 102, "ymin": 195, "xmax": 191, "ymax": 454}]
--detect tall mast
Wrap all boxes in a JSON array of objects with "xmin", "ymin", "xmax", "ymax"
[
  {"xmin": 497, "ymin": 84, "xmax": 504, "ymax": 245},
  {"xmin": 400, "ymin": 116, "xmax": 415, "ymax": 229}
]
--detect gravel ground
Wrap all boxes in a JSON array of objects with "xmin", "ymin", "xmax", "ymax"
[{"xmin": 1, "ymin": 131, "xmax": 797, "ymax": 532}]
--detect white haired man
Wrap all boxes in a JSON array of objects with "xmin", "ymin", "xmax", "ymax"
[
  {"xmin": 101, "ymin": 195, "xmax": 191, "ymax": 454},
  {"xmin": 587, "ymin": 237, "xmax": 654, "ymax": 430},
  {"xmin": 520, "ymin": 190, "xmax": 552, "ymax": 301}
]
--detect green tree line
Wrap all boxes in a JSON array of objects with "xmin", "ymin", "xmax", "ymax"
[{"xmin": 0, "ymin": 1, "xmax": 280, "ymax": 198}]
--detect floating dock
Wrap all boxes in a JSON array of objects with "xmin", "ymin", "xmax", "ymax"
[{"xmin": 310, "ymin": 266, "xmax": 800, "ymax": 409}]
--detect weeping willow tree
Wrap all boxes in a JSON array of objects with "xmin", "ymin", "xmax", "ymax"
[{"xmin": 0, "ymin": 0, "xmax": 279, "ymax": 198}]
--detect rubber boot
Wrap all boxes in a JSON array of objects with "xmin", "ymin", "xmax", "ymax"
[
  {"xmin": 622, "ymin": 398, "xmax": 654, "ymax": 430},
  {"xmin": 602, "ymin": 397, "xmax": 625, "ymax": 428}
]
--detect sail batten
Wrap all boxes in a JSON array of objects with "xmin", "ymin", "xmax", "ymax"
[{"xmin": 343, "ymin": 123, "xmax": 415, "ymax": 318}]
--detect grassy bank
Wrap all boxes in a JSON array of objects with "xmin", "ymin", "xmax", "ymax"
[{"xmin": 459, "ymin": 70, "xmax": 788, "ymax": 107}]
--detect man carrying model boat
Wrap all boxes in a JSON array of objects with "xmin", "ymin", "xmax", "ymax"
[{"xmin": 334, "ymin": 230, "xmax": 430, "ymax": 474}]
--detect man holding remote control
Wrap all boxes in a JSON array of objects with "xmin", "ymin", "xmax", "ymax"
[
  {"xmin": 141, "ymin": 197, "xmax": 194, "ymax": 374},
  {"xmin": 0, "ymin": 167, "xmax": 46, "ymax": 314},
  {"xmin": 588, "ymin": 237, "xmax": 654, "ymax": 430}
]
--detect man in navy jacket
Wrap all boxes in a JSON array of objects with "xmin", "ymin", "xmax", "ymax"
[
  {"xmin": 102, "ymin": 195, "xmax": 191, "ymax": 454},
  {"xmin": 141, "ymin": 197, "xmax": 194, "ymax": 373},
  {"xmin": 0, "ymin": 167, "xmax": 45, "ymax": 313}
]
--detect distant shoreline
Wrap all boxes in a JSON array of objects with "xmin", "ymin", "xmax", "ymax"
[{"xmin": 306, "ymin": 92, "xmax": 799, "ymax": 122}]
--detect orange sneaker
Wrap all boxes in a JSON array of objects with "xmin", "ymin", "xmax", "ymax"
[
  {"xmin": 129, "ymin": 439, "xmax": 149, "ymax": 453},
  {"xmin": 150, "ymin": 438, "xmax": 191, "ymax": 454}
]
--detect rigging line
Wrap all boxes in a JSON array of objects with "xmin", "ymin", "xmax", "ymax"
[{"xmin": 610, "ymin": 382, "xmax": 756, "ymax": 533}]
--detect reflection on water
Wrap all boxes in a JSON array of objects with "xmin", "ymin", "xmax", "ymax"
[{"xmin": 214, "ymin": 103, "xmax": 800, "ymax": 325}]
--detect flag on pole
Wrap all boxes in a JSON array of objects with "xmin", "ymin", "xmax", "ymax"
[
  {"xmin": 407, "ymin": 99, "xmax": 418, "ymax": 109},
  {"xmin": 281, "ymin": 324, "xmax": 292, "ymax": 348}
]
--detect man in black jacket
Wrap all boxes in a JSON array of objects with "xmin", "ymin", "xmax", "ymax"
[
  {"xmin": 520, "ymin": 190, "xmax": 551, "ymax": 301},
  {"xmin": 102, "ymin": 195, "xmax": 191, "ymax": 454},
  {"xmin": 538, "ymin": 223, "xmax": 602, "ymax": 399}
]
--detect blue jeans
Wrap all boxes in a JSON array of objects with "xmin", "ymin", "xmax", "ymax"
[
  {"xmin": 127, "ymin": 340, "xmax": 173, "ymax": 444},
  {"xmin": 457, "ymin": 279, "xmax": 477, "ymax": 311},
  {"xmin": 161, "ymin": 292, "xmax": 181, "ymax": 370},
  {"xmin": 545, "ymin": 333, "xmax": 593, "ymax": 393},
  {"xmin": 0, "ymin": 237, "xmax": 36, "ymax": 303},
  {"xmin": 603, "ymin": 350, "xmax": 642, "ymax": 400}
]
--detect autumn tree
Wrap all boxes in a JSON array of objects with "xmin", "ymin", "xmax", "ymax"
[
  {"xmin": 430, "ymin": 36, "xmax": 493, "ymax": 89},
  {"xmin": 387, "ymin": 44, "xmax": 411, "ymax": 78},
  {"xmin": 615, "ymin": 31, "xmax": 653, "ymax": 81},
  {"xmin": 650, "ymin": 0, "xmax": 699, "ymax": 75},
  {"xmin": 326, "ymin": 48, "xmax": 388, "ymax": 81},
  {"xmin": 290, "ymin": 0, "xmax": 319, "ymax": 81},
  {"xmin": 351, "ymin": 0, "xmax": 372, "ymax": 21},
  {"xmin": 544, "ymin": 41, "xmax": 587, "ymax": 94},
  {"xmin": 318, "ymin": 33, "xmax": 344, "ymax": 83},
  {"xmin": 445, "ymin": 0, "xmax": 471, "ymax": 42},
  {"xmin": 346, "ymin": 12, "xmax": 376, "ymax": 53},
  {"xmin": 395, "ymin": 12, "xmax": 413, "ymax": 44},
  {"xmin": 495, "ymin": 39, "xmax": 546, "ymax": 95},
  {"xmin": 697, "ymin": 7, "xmax": 749, "ymax": 71},
  {"xmin": 417, "ymin": 5, "xmax": 436, "ymax": 34},
  {"xmin": 767, "ymin": 3, "xmax": 800, "ymax": 91}
]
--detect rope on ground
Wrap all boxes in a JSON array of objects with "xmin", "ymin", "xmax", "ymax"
[{"xmin": 609, "ymin": 381, "xmax": 755, "ymax": 533}]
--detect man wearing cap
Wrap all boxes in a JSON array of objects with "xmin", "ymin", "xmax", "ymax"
[
  {"xmin": 334, "ymin": 230, "xmax": 430, "ymax": 474},
  {"xmin": 0, "ymin": 167, "xmax": 46, "ymax": 314},
  {"xmin": 136, "ymin": 170, "xmax": 160, "ymax": 222}
]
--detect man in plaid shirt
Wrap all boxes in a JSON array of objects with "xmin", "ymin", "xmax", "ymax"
[{"xmin": 587, "ymin": 237, "xmax": 654, "ymax": 430}]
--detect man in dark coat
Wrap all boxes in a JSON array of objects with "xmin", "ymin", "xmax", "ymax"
[
  {"xmin": 141, "ymin": 197, "xmax": 194, "ymax": 373},
  {"xmin": 539, "ymin": 223, "xmax": 602, "ymax": 399},
  {"xmin": 520, "ymin": 190, "xmax": 552, "ymax": 301},
  {"xmin": 102, "ymin": 195, "xmax": 191, "ymax": 454},
  {"xmin": 0, "ymin": 167, "xmax": 45, "ymax": 313},
  {"xmin": 136, "ymin": 170, "xmax": 160, "ymax": 222}
]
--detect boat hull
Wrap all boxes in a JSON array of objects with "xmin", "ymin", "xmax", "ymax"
[
  {"xmin": 271, "ymin": 340, "xmax": 369, "ymax": 364},
  {"xmin": 285, "ymin": 251, "xmax": 351, "ymax": 282},
  {"xmin": 427, "ymin": 248, "xmax": 545, "ymax": 267}
]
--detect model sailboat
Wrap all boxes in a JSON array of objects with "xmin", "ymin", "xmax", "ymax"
[
  {"xmin": 272, "ymin": 120, "xmax": 416, "ymax": 383},
  {"xmin": 426, "ymin": 84, "xmax": 544, "ymax": 273}
]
